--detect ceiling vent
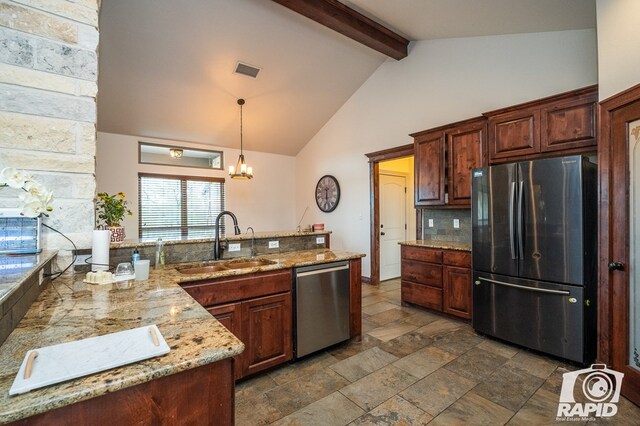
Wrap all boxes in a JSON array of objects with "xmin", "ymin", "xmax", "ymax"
[{"xmin": 234, "ymin": 62, "xmax": 261, "ymax": 79}]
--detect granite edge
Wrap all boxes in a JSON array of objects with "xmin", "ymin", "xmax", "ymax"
[
  {"xmin": 0, "ymin": 251, "xmax": 58, "ymax": 307},
  {"xmin": 399, "ymin": 240, "xmax": 471, "ymax": 251}
]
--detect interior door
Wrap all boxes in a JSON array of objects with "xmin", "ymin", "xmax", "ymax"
[
  {"xmin": 600, "ymin": 85, "xmax": 640, "ymax": 405},
  {"xmin": 380, "ymin": 174, "xmax": 406, "ymax": 281}
]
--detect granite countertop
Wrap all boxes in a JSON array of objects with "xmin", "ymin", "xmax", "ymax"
[
  {"xmin": 0, "ymin": 248, "xmax": 364, "ymax": 424},
  {"xmin": 400, "ymin": 240, "xmax": 471, "ymax": 251},
  {"xmin": 163, "ymin": 248, "xmax": 365, "ymax": 283},
  {"xmin": 0, "ymin": 251, "xmax": 58, "ymax": 309},
  {"xmin": 111, "ymin": 230, "xmax": 332, "ymax": 249}
]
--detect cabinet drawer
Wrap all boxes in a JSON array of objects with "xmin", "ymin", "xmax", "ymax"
[
  {"xmin": 402, "ymin": 281, "xmax": 442, "ymax": 310},
  {"xmin": 443, "ymin": 251, "xmax": 471, "ymax": 268},
  {"xmin": 181, "ymin": 270, "xmax": 292, "ymax": 306},
  {"xmin": 401, "ymin": 246, "xmax": 442, "ymax": 264},
  {"xmin": 401, "ymin": 261, "xmax": 442, "ymax": 287}
]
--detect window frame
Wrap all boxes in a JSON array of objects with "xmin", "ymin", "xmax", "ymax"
[{"xmin": 138, "ymin": 173, "xmax": 225, "ymax": 240}]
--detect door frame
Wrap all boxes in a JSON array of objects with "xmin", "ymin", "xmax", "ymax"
[
  {"xmin": 365, "ymin": 144, "xmax": 414, "ymax": 286},
  {"xmin": 599, "ymin": 82, "xmax": 640, "ymax": 405}
]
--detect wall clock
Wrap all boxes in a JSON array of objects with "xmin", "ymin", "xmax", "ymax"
[{"xmin": 315, "ymin": 175, "xmax": 340, "ymax": 213}]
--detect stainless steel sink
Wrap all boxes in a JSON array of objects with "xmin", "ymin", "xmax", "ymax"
[
  {"xmin": 176, "ymin": 264, "xmax": 228, "ymax": 275},
  {"xmin": 223, "ymin": 258, "xmax": 277, "ymax": 269}
]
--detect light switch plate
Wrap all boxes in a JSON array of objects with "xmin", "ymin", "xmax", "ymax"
[
  {"xmin": 269, "ymin": 241, "xmax": 279, "ymax": 249},
  {"xmin": 228, "ymin": 243, "xmax": 241, "ymax": 252},
  {"xmin": 428, "ymin": 219, "xmax": 434, "ymax": 228},
  {"xmin": 453, "ymin": 219, "xmax": 460, "ymax": 229},
  {"xmin": 316, "ymin": 236, "xmax": 325, "ymax": 244}
]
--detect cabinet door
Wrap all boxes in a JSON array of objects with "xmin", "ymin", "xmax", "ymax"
[
  {"xmin": 447, "ymin": 121, "xmax": 486, "ymax": 205},
  {"xmin": 488, "ymin": 108, "xmax": 540, "ymax": 162},
  {"xmin": 443, "ymin": 266, "xmax": 472, "ymax": 319},
  {"xmin": 206, "ymin": 303, "xmax": 243, "ymax": 379},
  {"xmin": 241, "ymin": 293, "xmax": 292, "ymax": 377},
  {"xmin": 415, "ymin": 132, "xmax": 445, "ymax": 206},
  {"xmin": 541, "ymin": 94, "xmax": 597, "ymax": 153}
]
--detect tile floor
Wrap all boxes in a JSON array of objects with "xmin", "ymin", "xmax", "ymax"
[{"xmin": 235, "ymin": 279, "xmax": 640, "ymax": 425}]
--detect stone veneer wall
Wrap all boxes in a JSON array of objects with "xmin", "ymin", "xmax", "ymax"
[{"xmin": 0, "ymin": 0, "xmax": 100, "ymax": 267}]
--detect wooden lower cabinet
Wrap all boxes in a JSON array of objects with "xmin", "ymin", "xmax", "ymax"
[
  {"xmin": 13, "ymin": 360, "xmax": 235, "ymax": 425},
  {"xmin": 241, "ymin": 293, "xmax": 292, "ymax": 377},
  {"xmin": 184, "ymin": 270, "xmax": 293, "ymax": 380},
  {"xmin": 442, "ymin": 266, "xmax": 472, "ymax": 319},
  {"xmin": 401, "ymin": 245, "xmax": 472, "ymax": 320}
]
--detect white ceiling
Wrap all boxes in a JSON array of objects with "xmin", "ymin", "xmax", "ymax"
[
  {"xmin": 97, "ymin": 0, "xmax": 596, "ymax": 156},
  {"xmin": 341, "ymin": 0, "xmax": 596, "ymax": 41}
]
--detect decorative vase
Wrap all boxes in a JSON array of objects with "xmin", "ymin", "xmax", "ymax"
[{"xmin": 107, "ymin": 226, "xmax": 125, "ymax": 242}]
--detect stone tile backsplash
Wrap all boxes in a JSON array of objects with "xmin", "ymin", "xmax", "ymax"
[{"xmin": 421, "ymin": 209, "xmax": 471, "ymax": 243}]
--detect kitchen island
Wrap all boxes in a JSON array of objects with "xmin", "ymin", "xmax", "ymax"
[{"xmin": 0, "ymin": 248, "xmax": 363, "ymax": 424}]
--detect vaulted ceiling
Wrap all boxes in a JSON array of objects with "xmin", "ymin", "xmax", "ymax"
[{"xmin": 97, "ymin": 0, "xmax": 596, "ymax": 156}]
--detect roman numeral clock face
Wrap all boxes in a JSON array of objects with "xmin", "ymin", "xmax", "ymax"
[{"xmin": 315, "ymin": 175, "xmax": 340, "ymax": 213}]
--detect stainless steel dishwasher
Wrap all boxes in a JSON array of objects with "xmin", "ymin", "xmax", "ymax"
[{"xmin": 294, "ymin": 261, "xmax": 350, "ymax": 359}]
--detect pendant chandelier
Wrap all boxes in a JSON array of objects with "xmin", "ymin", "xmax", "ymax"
[{"xmin": 229, "ymin": 98, "xmax": 253, "ymax": 179}]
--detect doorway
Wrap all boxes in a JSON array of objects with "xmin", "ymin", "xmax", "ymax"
[
  {"xmin": 365, "ymin": 145, "xmax": 415, "ymax": 286},
  {"xmin": 600, "ymin": 82, "xmax": 640, "ymax": 405},
  {"xmin": 379, "ymin": 173, "xmax": 406, "ymax": 280}
]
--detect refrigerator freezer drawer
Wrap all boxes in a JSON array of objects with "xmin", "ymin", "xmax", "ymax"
[{"xmin": 473, "ymin": 272, "xmax": 586, "ymax": 363}]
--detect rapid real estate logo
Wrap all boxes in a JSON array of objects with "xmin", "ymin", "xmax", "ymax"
[{"xmin": 556, "ymin": 364, "xmax": 624, "ymax": 421}]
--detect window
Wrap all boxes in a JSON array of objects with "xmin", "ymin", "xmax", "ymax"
[{"xmin": 138, "ymin": 174, "xmax": 225, "ymax": 240}]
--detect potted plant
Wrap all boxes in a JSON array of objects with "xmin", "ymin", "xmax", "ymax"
[{"xmin": 96, "ymin": 192, "xmax": 132, "ymax": 242}]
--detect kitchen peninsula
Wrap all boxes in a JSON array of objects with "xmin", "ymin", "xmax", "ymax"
[{"xmin": 0, "ymin": 237, "xmax": 364, "ymax": 424}]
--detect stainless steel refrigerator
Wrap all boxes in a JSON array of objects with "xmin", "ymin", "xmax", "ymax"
[{"xmin": 471, "ymin": 155, "xmax": 597, "ymax": 364}]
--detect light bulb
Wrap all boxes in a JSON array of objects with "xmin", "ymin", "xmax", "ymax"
[
  {"xmin": 247, "ymin": 167, "xmax": 253, "ymax": 175},
  {"xmin": 229, "ymin": 165, "xmax": 235, "ymax": 174},
  {"xmin": 240, "ymin": 163, "xmax": 247, "ymax": 173}
]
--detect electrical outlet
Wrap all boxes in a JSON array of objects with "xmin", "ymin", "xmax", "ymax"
[
  {"xmin": 316, "ymin": 236, "xmax": 325, "ymax": 244},
  {"xmin": 269, "ymin": 240, "xmax": 279, "ymax": 249},
  {"xmin": 74, "ymin": 254, "xmax": 91, "ymax": 266},
  {"xmin": 428, "ymin": 219, "xmax": 434, "ymax": 228},
  {"xmin": 228, "ymin": 243, "xmax": 241, "ymax": 252},
  {"xmin": 453, "ymin": 219, "xmax": 460, "ymax": 229}
]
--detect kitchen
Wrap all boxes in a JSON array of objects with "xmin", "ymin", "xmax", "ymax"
[{"xmin": 1, "ymin": 0, "xmax": 640, "ymax": 424}]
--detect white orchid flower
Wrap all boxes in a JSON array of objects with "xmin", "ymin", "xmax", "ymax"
[{"xmin": 0, "ymin": 167, "xmax": 27, "ymax": 189}]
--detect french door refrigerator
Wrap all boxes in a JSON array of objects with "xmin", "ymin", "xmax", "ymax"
[{"xmin": 471, "ymin": 155, "xmax": 597, "ymax": 364}]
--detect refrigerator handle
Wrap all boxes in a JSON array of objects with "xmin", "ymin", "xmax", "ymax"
[
  {"xmin": 509, "ymin": 182, "xmax": 517, "ymax": 259},
  {"xmin": 518, "ymin": 181, "xmax": 524, "ymax": 260}
]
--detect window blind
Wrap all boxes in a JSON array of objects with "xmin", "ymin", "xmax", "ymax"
[{"xmin": 138, "ymin": 174, "xmax": 225, "ymax": 240}]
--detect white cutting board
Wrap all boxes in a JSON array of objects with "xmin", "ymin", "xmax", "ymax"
[{"xmin": 9, "ymin": 324, "xmax": 170, "ymax": 395}]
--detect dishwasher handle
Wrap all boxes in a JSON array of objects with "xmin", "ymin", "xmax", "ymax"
[{"xmin": 296, "ymin": 264, "xmax": 349, "ymax": 278}]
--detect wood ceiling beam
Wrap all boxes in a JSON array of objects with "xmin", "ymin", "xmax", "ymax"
[{"xmin": 271, "ymin": 0, "xmax": 409, "ymax": 60}]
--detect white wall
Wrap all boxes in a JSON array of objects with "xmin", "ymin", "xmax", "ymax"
[
  {"xmin": 96, "ymin": 132, "xmax": 296, "ymax": 239},
  {"xmin": 596, "ymin": 0, "xmax": 640, "ymax": 100},
  {"xmin": 295, "ymin": 29, "xmax": 598, "ymax": 277}
]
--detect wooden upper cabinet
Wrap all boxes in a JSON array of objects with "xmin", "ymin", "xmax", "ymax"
[
  {"xmin": 541, "ymin": 92, "xmax": 597, "ymax": 153},
  {"xmin": 412, "ymin": 117, "xmax": 486, "ymax": 208},
  {"xmin": 485, "ymin": 85, "xmax": 598, "ymax": 164},
  {"xmin": 447, "ymin": 119, "xmax": 486, "ymax": 205},
  {"xmin": 414, "ymin": 131, "xmax": 445, "ymax": 206},
  {"xmin": 487, "ymin": 108, "xmax": 540, "ymax": 160}
]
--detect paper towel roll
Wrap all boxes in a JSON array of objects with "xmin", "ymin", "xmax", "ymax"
[{"xmin": 92, "ymin": 230, "xmax": 111, "ymax": 272}]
